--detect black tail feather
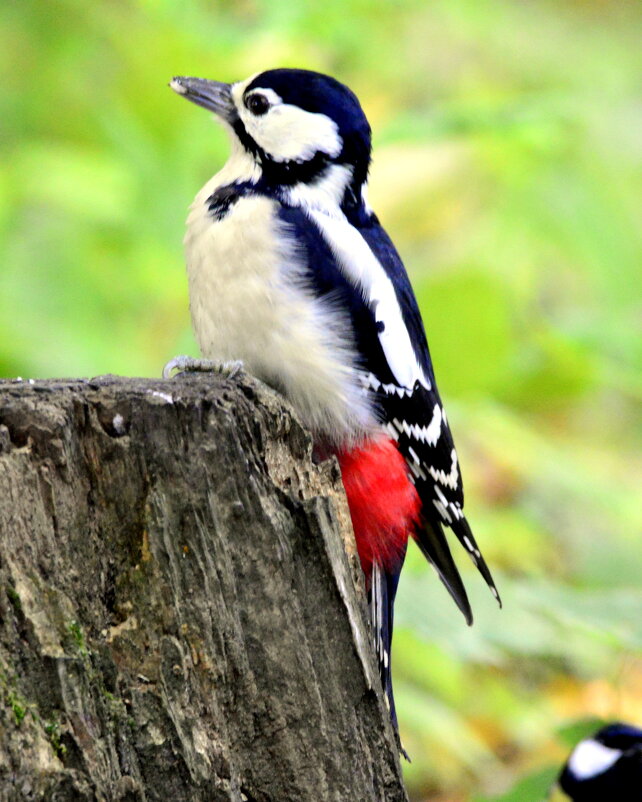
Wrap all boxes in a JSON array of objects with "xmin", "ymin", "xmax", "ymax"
[
  {"xmin": 450, "ymin": 515, "xmax": 502, "ymax": 607},
  {"xmin": 413, "ymin": 518, "xmax": 473, "ymax": 625}
]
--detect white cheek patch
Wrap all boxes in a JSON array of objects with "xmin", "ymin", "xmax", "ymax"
[
  {"xmin": 249, "ymin": 104, "xmax": 342, "ymax": 163},
  {"xmin": 567, "ymin": 739, "xmax": 621, "ymax": 780},
  {"xmin": 231, "ymin": 79, "xmax": 343, "ymax": 164}
]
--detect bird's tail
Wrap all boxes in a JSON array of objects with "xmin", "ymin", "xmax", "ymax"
[
  {"xmin": 413, "ymin": 515, "xmax": 501, "ymax": 626},
  {"xmin": 451, "ymin": 515, "xmax": 501, "ymax": 607},
  {"xmin": 368, "ymin": 555, "xmax": 408, "ymax": 756}
]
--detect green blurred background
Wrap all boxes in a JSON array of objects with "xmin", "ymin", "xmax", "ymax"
[{"xmin": 2, "ymin": 1, "xmax": 641, "ymax": 799}]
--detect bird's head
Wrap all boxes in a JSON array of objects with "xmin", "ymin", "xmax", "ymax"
[
  {"xmin": 170, "ymin": 68, "xmax": 372, "ymax": 210},
  {"xmin": 558, "ymin": 722, "xmax": 642, "ymax": 800}
]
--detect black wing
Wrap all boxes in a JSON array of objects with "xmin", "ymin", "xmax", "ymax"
[
  {"xmin": 278, "ymin": 204, "xmax": 500, "ymax": 622},
  {"xmin": 371, "ymin": 375, "xmax": 500, "ymax": 623},
  {"xmin": 362, "ymin": 220, "xmax": 501, "ymax": 622}
]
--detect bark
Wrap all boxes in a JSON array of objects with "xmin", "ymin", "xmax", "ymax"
[{"xmin": 0, "ymin": 372, "xmax": 408, "ymax": 802}]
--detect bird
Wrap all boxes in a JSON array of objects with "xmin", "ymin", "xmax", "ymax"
[
  {"xmin": 555, "ymin": 722, "xmax": 642, "ymax": 800},
  {"xmin": 164, "ymin": 68, "xmax": 501, "ymax": 739}
]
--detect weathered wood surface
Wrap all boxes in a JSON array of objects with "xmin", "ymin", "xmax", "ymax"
[{"xmin": 0, "ymin": 373, "xmax": 407, "ymax": 801}]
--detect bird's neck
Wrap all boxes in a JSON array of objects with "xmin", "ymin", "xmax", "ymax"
[
  {"xmin": 281, "ymin": 164, "xmax": 357, "ymax": 218},
  {"xmin": 277, "ymin": 164, "xmax": 374, "ymax": 226},
  {"xmin": 213, "ymin": 139, "xmax": 373, "ymax": 223}
]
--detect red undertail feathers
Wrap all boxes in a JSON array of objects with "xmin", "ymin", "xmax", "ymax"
[{"xmin": 337, "ymin": 437, "xmax": 421, "ymax": 575}]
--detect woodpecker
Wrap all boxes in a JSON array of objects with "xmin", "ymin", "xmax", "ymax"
[
  {"xmin": 164, "ymin": 68, "xmax": 500, "ymax": 734},
  {"xmin": 556, "ymin": 722, "xmax": 642, "ymax": 800}
]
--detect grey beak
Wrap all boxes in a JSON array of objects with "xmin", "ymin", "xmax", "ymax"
[{"xmin": 170, "ymin": 76, "xmax": 238, "ymax": 124}]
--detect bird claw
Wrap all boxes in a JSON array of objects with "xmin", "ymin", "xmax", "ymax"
[{"xmin": 162, "ymin": 355, "xmax": 244, "ymax": 381}]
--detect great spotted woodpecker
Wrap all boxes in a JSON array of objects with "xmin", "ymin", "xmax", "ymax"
[
  {"xmin": 556, "ymin": 723, "xmax": 642, "ymax": 800},
  {"xmin": 164, "ymin": 68, "xmax": 500, "ymax": 734}
]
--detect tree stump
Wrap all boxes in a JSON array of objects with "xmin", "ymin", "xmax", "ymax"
[{"xmin": 0, "ymin": 373, "xmax": 408, "ymax": 801}]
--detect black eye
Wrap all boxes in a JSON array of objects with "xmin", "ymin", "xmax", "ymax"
[{"xmin": 245, "ymin": 93, "xmax": 270, "ymax": 115}]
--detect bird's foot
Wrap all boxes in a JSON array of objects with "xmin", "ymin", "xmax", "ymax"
[{"xmin": 162, "ymin": 355, "xmax": 244, "ymax": 380}]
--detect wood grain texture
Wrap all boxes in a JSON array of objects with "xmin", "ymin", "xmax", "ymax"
[{"xmin": 0, "ymin": 373, "xmax": 407, "ymax": 801}]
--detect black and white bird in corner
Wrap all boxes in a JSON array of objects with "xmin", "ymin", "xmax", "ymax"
[{"xmin": 555, "ymin": 722, "xmax": 642, "ymax": 800}]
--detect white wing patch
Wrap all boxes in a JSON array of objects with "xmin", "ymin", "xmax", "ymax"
[
  {"xmin": 309, "ymin": 209, "xmax": 431, "ymax": 392},
  {"xmin": 360, "ymin": 373, "xmax": 464, "ymax": 526},
  {"xmin": 428, "ymin": 448, "xmax": 459, "ymax": 490},
  {"xmin": 433, "ymin": 484, "xmax": 453, "ymax": 524},
  {"xmin": 361, "ymin": 372, "xmax": 382, "ymax": 393},
  {"xmin": 390, "ymin": 405, "xmax": 442, "ymax": 446},
  {"xmin": 360, "ymin": 374, "xmax": 466, "ymax": 534},
  {"xmin": 382, "ymin": 382, "xmax": 413, "ymax": 398},
  {"xmin": 567, "ymin": 739, "xmax": 621, "ymax": 780}
]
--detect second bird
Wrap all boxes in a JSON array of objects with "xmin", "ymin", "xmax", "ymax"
[{"xmin": 166, "ymin": 68, "xmax": 501, "ymax": 738}]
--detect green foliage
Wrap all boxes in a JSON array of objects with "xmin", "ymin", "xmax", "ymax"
[
  {"xmin": 474, "ymin": 766, "xmax": 560, "ymax": 802},
  {"xmin": 8, "ymin": 690, "xmax": 27, "ymax": 726},
  {"xmin": 67, "ymin": 619, "xmax": 89, "ymax": 658},
  {"xmin": 1, "ymin": 1, "xmax": 641, "ymax": 800},
  {"xmin": 0, "ymin": 670, "xmax": 30, "ymax": 727},
  {"xmin": 44, "ymin": 718, "xmax": 67, "ymax": 759},
  {"xmin": 5, "ymin": 584, "xmax": 22, "ymax": 612}
]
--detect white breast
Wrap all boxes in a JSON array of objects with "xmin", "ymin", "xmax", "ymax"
[{"xmin": 184, "ymin": 177, "xmax": 377, "ymax": 446}]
